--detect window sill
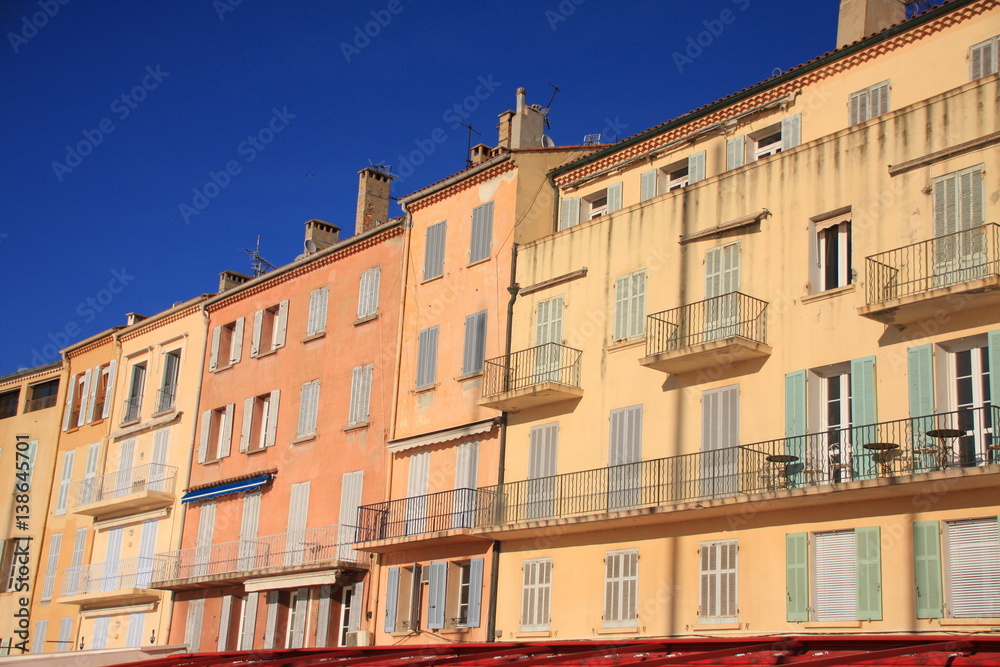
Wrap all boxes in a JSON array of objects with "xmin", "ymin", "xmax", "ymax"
[
  {"xmin": 343, "ymin": 422, "xmax": 369, "ymax": 433},
  {"xmin": 456, "ymin": 371, "xmax": 483, "ymax": 382},
  {"xmin": 438, "ymin": 628, "xmax": 472, "ymax": 635},
  {"xmin": 353, "ymin": 314, "xmax": 378, "ymax": 327},
  {"xmin": 939, "ymin": 617, "xmax": 1000, "ymax": 626},
  {"xmin": 607, "ymin": 337, "xmax": 645, "ymax": 353},
  {"xmin": 291, "ymin": 434, "xmax": 316, "ymax": 445},
  {"xmin": 693, "ymin": 622, "xmax": 741, "ymax": 631},
  {"xmin": 413, "ymin": 384, "xmax": 437, "ymax": 395},
  {"xmin": 467, "ymin": 257, "xmax": 491, "ymax": 268},
  {"xmin": 421, "ymin": 274, "xmax": 444, "ymax": 285},
  {"xmin": 801, "ymin": 283, "xmax": 856, "ymax": 304},
  {"xmin": 390, "ymin": 631, "xmax": 419, "ymax": 638},
  {"xmin": 119, "ymin": 418, "xmax": 141, "ymax": 428},
  {"xmin": 201, "ymin": 458, "xmax": 222, "ymax": 465},
  {"xmin": 212, "ymin": 363, "xmax": 235, "ymax": 374},
  {"xmin": 150, "ymin": 408, "xmax": 176, "ymax": 420},
  {"xmin": 515, "ymin": 630, "xmax": 551, "ymax": 638},
  {"xmin": 301, "ymin": 332, "xmax": 326, "ymax": 344},
  {"xmin": 252, "ymin": 348, "xmax": 278, "ymax": 360},
  {"xmin": 802, "ymin": 620, "xmax": 862, "ymax": 629},
  {"xmin": 596, "ymin": 626, "xmax": 639, "ymax": 635},
  {"xmin": 245, "ymin": 447, "xmax": 268, "ymax": 456}
]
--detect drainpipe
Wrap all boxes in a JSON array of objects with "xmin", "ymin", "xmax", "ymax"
[{"xmin": 486, "ymin": 243, "xmax": 519, "ymax": 642}]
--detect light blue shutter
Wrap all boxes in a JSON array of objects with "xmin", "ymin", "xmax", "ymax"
[
  {"xmin": 126, "ymin": 612, "xmax": 144, "ymax": 648},
  {"xmin": 688, "ymin": 151, "xmax": 706, "ymax": 184},
  {"xmin": 607, "ymin": 182, "xmax": 623, "ymax": 214},
  {"xmin": 850, "ymin": 356, "xmax": 878, "ymax": 479},
  {"xmin": 427, "ymin": 561, "xmax": 448, "ymax": 629},
  {"xmin": 855, "ymin": 526, "xmax": 882, "ymax": 620},
  {"xmin": 467, "ymin": 558, "xmax": 484, "ymax": 627},
  {"xmin": 785, "ymin": 371, "xmax": 808, "ymax": 480},
  {"xmin": 631, "ymin": 271, "xmax": 646, "ymax": 339},
  {"xmin": 640, "ymin": 170, "xmax": 658, "ymax": 201},
  {"xmin": 614, "ymin": 275, "xmax": 630, "ymax": 342},
  {"xmin": 726, "ymin": 136, "xmax": 745, "ymax": 170},
  {"xmin": 462, "ymin": 311, "xmax": 488, "ymax": 375},
  {"xmin": 781, "ymin": 114, "xmax": 802, "ymax": 151},
  {"xmin": 559, "ymin": 197, "xmax": 580, "ymax": 230},
  {"xmin": 988, "ymin": 330, "xmax": 1000, "ymax": 408},
  {"xmin": 384, "ymin": 567, "xmax": 400, "ymax": 632},
  {"xmin": 470, "ymin": 202, "xmax": 494, "ymax": 263},
  {"xmin": 908, "ymin": 344, "xmax": 936, "ymax": 467},
  {"xmin": 424, "ymin": 222, "xmax": 447, "ymax": 279},
  {"xmin": 786, "ymin": 532, "xmax": 809, "ymax": 621},
  {"xmin": 913, "ymin": 521, "xmax": 943, "ymax": 618}
]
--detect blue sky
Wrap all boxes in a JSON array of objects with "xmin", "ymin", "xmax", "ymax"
[{"xmin": 0, "ymin": 0, "xmax": 924, "ymax": 375}]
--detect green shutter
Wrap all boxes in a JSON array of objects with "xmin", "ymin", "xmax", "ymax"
[
  {"xmin": 855, "ymin": 526, "xmax": 882, "ymax": 620},
  {"xmin": 908, "ymin": 345, "xmax": 936, "ymax": 470},
  {"xmin": 913, "ymin": 521, "xmax": 943, "ymax": 619},
  {"xmin": 988, "ymin": 330, "xmax": 1000, "ymax": 409},
  {"xmin": 786, "ymin": 532, "xmax": 809, "ymax": 622},
  {"xmin": 785, "ymin": 371, "xmax": 808, "ymax": 483},
  {"xmin": 851, "ymin": 356, "xmax": 878, "ymax": 479}
]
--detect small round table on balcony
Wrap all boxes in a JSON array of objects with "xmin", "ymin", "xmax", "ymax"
[
  {"xmin": 925, "ymin": 428, "xmax": 965, "ymax": 470},
  {"xmin": 863, "ymin": 442, "xmax": 900, "ymax": 477},
  {"xmin": 765, "ymin": 454, "xmax": 799, "ymax": 489}
]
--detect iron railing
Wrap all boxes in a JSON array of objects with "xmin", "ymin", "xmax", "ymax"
[
  {"xmin": 482, "ymin": 343, "xmax": 583, "ymax": 398},
  {"xmin": 122, "ymin": 396, "xmax": 142, "ymax": 423},
  {"xmin": 153, "ymin": 524, "xmax": 363, "ymax": 584},
  {"xmin": 75, "ymin": 463, "xmax": 178, "ymax": 507},
  {"xmin": 0, "ymin": 402, "xmax": 16, "ymax": 419},
  {"xmin": 865, "ymin": 223, "xmax": 1000, "ymax": 305},
  {"xmin": 646, "ymin": 292, "xmax": 768, "ymax": 358},
  {"xmin": 62, "ymin": 556, "xmax": 164, "ymax": 596},
  {"xmin": 25, "ymin": 394, "xmax": 57, "ymax": 413},
  {"xmin": 357, "ymin": 488, "xmax": 484, "ymax": 542},
  {"xmin": 156, "ymin": 384, "xmax": 178, "ymax": 412}
]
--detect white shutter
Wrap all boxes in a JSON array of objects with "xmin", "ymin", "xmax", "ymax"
[
  {"xmin": 609, "ymin": 405, "xmax": 642, "ymax": 466},
  {"xmin": 781, "ymin": 114, "xmax": 802, "ymax": 151},
  {"xmin": 700, "ymin": 540, "xmax": 738, "ymax": 621},
  {"xmin": 70, "ymin": 528, "xmax": 87, "ymax": 569},
  {"xmin": 970, "ymin": 37, "xmax": 998, "ymax": 81},
  {"xmin": 946, "ymin": 518, "xmax": 1000, "ymax": 618},
  {"xmin": 263, "ymin": 591, "xmax": 279, "ymax": 649},
  {"xmin": 251, "ymin": 310, "xmax": 263, "ymax": 357},
  {"xmin": 32, "ymin": 619, "xmax": 47, "ymax": 653},
  {"xmin": 424, "ymin": 221, "xmax": 447, "ymax": 279},
  {"xmin": 274, "ymin": 300, "xmax": 289, "ymax": 348},
  {"xmin": 85, "ymin": 364, "xmax": 101, "ymax": 423},
  {"xmin": 455, "ymin": 442, "xmax": 479, "ymax": 489},
  {"xmin": 218, "ymin": 596, "xmax": 233, "ymax": 651},
  {"xmin": 210, "ymin": 326, "xmax": 222, "ymax": 371},
  {"xmin": 614, "ymin": 275, "xmax": 631, "ymax": 342},
  {"xmin": 240, "ymin": 591, "xmax": 259, "ymax": 650},
  {"xmin": 137, "ymin": 519, "xmax": 157, "ymax": 587},
  {"xmin": 85, "ymin": 442, "xmax": 100, "ymax": 478},
  {"xmin": 102, "ymin": 360, "xmax": 117, "ymax": 419},
  {"xmin": 103, "ymin": 527, "xmax": 124, "ymax": 590},
  {"xmin": 62, "ymin": 373, "xmax": 78, "ymax": 431},
  {"xmin": 152, "ymin": 427, "xmax": 170, "ymax": 465},
  {"xmin": 57, "ymin": 616, "xmax": 73, "ymax": 651},
  {"xmin": 338, "ymin": 470, "xmax": 364, "ymax": 553},
  {"xmin": 688, "ymin": 151, "xmax": 707, "ymax": 184},
  {"xmin": 240, "ymin": 397, "xmax": 254, "ymax": 452},
  {"xmin": 535, "ymin": 297, "xmax": 564, "ymax": 346},
  {"xmin": 291, "ymin": 588, "xmax": 308, "ymax": 648},
  {"xmin": 871, "ymin": 80, "xmax": 890, "ymax": 117},
  {"xmin": 308, "ymin": 286, "xmax": 329, "ymax": 336},
  {"xmin": 559, "ymin": 197, "xmax": 581, "ymax": 230},
  {"xmin": 528, "ymin": 424, "xmax": 558, "ymax": 479},
  {"xmin": 520, "ymin": 558, "xmax": 552, "ymax": 631},
  {"xmin": 298, "ymin": 380, "xmax": 320, "ymax": 436},
  {"xmin": 630, "ymin": 271, "xmax": 646, "ymax": 339},
  {"xmin": 315, "ymin": 586, "xmax": 333, "ymax": 647},
  {"xmin": 239, "ymin": 492, "xmax": 262, "ymax": 570},
  {"xmin": 349, "ymin": 366, "xmax": 373, "ymax": 426},
  {"xmin": 603, "ymin": 549, "xmax": 638, "ymax": 627},
  {"xmin": 416, "ymin": 327, "xmax": 439, "ymax": 387},
  {"xmin": 607, "ymin": 182, "xmax": 623, "ymax": 214},
  {"xmin": 814, "ymin": 530, "xmax": 857, "ymax": 621},
  {"xmin": 848, "ymin": 89, "xmax": 866, "ymax": 125},
  {"xmin": 194, "ymin": 501, "xmax": 216, "ymax": 573},
  {"xmin": 41, "ymin": 533, "xmax": 61, "ymax": 601},
  {"xmin": 231, "ymin": 317, "xmax": 245, "ymax": 364},
  {"xmin": 470, "ymin": 201, "xmax": 494, "ymax": 263},
  {"xmin": 77, "ymin": 369, "xmax": 92, "ymax": 427},
  {"xmin": 349, "ymin": 582, "xmax": 365, "ymax": 632},
  {"xmin": 219, "ymin": 404, "xmax": 234, "ymax": 458},
  {"xmin": 198, "ymin": 410, "xmax": 211, "ymax": 463},
  {"xmin": 183, "ymin": 599, "xmax": 205, "ymax": 650},
  {"xmin": 126, "ymin": 612, "xmax": 144, "ymax": 648},
  {"xmin": 726, "ymin": 136, "xmax": 745, "ymax": 170},
  {"xmin": 640, "ymin": 169, "xmax": 658, "ymax": 201},
  {"xmin": 358, "ymin": 267, "xmax": 381, "ymax": 319},
  {"xmin": 56, "ymin": 451, "xmax": 74, "ymax": 515},
  {"xmin": 264, "ymin": 390, "xmax": 280, "ymax": 447},
  {"xmin": 91, "ymin": 617, "xmax": 109, "ymax": 650},
  {"xmin": 285, "ymin": 482, "xmax": 311, "ymax": 566}
]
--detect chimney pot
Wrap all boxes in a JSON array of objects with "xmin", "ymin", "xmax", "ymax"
[
  {"xmin": 836, "ymin": 0, "xmax": 906, "ymax": 48},
  {"xmin": 218, "ymin": 270, "xmax": 251, "ymax": 292}
]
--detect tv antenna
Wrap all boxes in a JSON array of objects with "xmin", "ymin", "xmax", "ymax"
[
  {"xmin": 242, "ymin": 235, "xmax": 277, "ymax": 277},
  {"xmin": 459, "ymin": 122, "xmax": 482, "ymax": 168},
  {"xmin": 542, "ymin": 82, "xmax": 560, "ymax": 129},
  {"xmin": 367, "ymin": 159, "xmax": 393, "ymax": 174}
]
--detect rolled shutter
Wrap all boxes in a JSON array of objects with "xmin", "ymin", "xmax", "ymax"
[
  {"xmin": 688, "ymin": 151, "xmax": 706, "ymax": 184},
  {"xmin": 913, "ymin": 521, "xmax": 943, "ymax": 618},
  {"xmin": 198, "ymin": 410, "xmax": 211, "ymax": 463},
  {"xmin": 559, "ymin": 197, "xmax": 580, "ymax": 230},
  {"xmin": 384, "ymin": 567, "xmax": 400, "ymax": 632},
  {"xmin": 265, "ymin": 390, "xmax": 280, "ymax": 447},
  {"xmin": 427, "ymin": 561, "xmax": 448, "ymax": 629},
  {"xmin": 855, "ymin": 526, "xmax": 882, "ymax": 620},
  {"xmin": 231, "ymin": 317, "xmax": 244, "ymax": 363},
  {"xmin": 726, "ymin": 136, "xmax": 745, "ymax": 170},
  {"xmin": 210, "ymin": 326, "xmax": 221, "ymax": 371},
  {"xmin": 219, "ymin": 404, "xmax": 234, "ymax": 458},
  {"xmin": 467, "ymin": 558, "xmax": 484, "ymax": 627},
  {"xmin": 274, "ymin": 300, "xmax": 289, "ymax": 348},
  {"xmin": 640, "ymin": 169, "xmax": 658, "ymax": 201},
  {"xmin": 786, "ymin": 532, "xmax": 809, "ymax": 621},
  {"xmin": 102, "ymin": 360, "xmax": 117, "ymax": 419},
  {"xmin": 607, "ymin": 182, "xmax": 623, "ymax": 214},
  {"xmin": 781, "ymin": 114, "xmax": 802, "ymax": 151}
]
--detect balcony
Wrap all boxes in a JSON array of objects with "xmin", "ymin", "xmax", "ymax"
[
  {"xmin": 473, "ymin": 405, "xmax": 998, "ymax": 536},
  {"xmin": 155, "ymin": 383, "xmax": 177, "ymax": 413},
  {"xmin": 479, "ymin": 343, "xmax": 583, "ymax": 412},
  {"xmin": 60, "ymin": 556, "xmax": 162, "ymax": 607},
  {"xmin": 356, "ymin": 488, "xmax": 488, "ymax": 552},
  {"xmin": 25, "ymin": 394, "xmax": 58, "ymax": 413},
  {"xmin": 641, "ymin": 292, "xmax": 771, "ymax": 374},
  {"xmin": 73, "ymin": 463, "xmax": 177, "ymax": 520},
  {"xmin": 151, "ymin": 524, "xmax": 364, "ymax": 590},
  {"xmin": 122, "ymin": 395, "xmax": 142, "ymax": 424},
  {"xmin": 859, "ymin": 224, "xmax": 1000, "ymax": 326}
]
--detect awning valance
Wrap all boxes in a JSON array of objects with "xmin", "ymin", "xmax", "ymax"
[{"xmin": 181, "ymin": 472, "xmax": 274, "ymax": 504}]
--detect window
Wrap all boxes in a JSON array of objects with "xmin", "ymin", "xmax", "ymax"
[
  {"xmin": 849, "ymin": 80, "xmax": 890, "ymax": 125},
  {"xmin": 728, "ymin": 115, "xmax": 802, "ymax": 168},
  {"xmin": 932, "ymin": 165, "xmax": 985, "ymax": 287},
  {"xmin": 1, "ymin": 538, "xmax": 25, "ymax": 593},
  {"xmin": 416, "ymin": 327, "xmax": 439, "ymax": 389},
  {"xmin": 785, "ymin": 527, "xmax": 882, "ymax": 622},
  {"xmin": 91, "ymin": 364, "xmax": 113, "ymax": 421},
  {"xmin": 426, "ymin": 559, "xmax": 485, "ymax": 629},
  {"xmin": 604, "ymin": 549, "xmax": 638, "ymax": 628},
  {"xmin": 297, "ymin": 379, "xmax": 320, "ymax": 437},
  {"xmin": 561, "ymin": 183, "xmax": 623, "ymax": 229},
  {"xmin": 527, "ymin": 423, "xmax": 558, "ymax": 520},
  {"xmin": 27, "ymin": 378, "xmax": 60, "ymax": 413},
  {"xmin": 608, "ymin": 405, "xmax": 643, "ymax": 510},
  {"xmin": 453, "ymin": 441, "xmax": 479, "ymax": 528},
  {"xmin": 752, "ymin": 129, "xmax": 783, "ymax": 160},
  {"xmin": 461, "ymin": 311, "xmax": 488, "ymax": 375},
  {"xmin": 701, "ymin": 385, "xmax": 739, "ymax": 496},
  {"xmin": 613, "ymin": 270, "xmax": 646, "ymax": 342},
  {"xmin": 251, "ymin": 300, "xmax": 289, "ymax": 357},
  {"xmin": 914, "ymin": 517, "xmax": 1000, "ymax": 619},
  {"xmin": 469, "ymin": 201, "xmax": 494, "ymax": 263},
  {"xmin": 699, "ymin": 540, "xmax": 738, "ymax": 624},
  {"xmin": 384, "ymin": 565, "xmax": 421, "ymax": 633},
  {"xmin": 970, "ymin": 35, "xmax": 999, "ymax": 80},
  {"xmin": 62, "ymin": 373, "xmax": 86, "ymax": 430},
  {"xmin": 424, "ymin": 221, "xmax": 447, "ymax": 280},
  {"xmin": 640, "ymin": 152, "xmax": 706, "ymax": 201},
  {"xmin": 199, "ymin": 404, "xmax": 234, "ymax": 462},
  {"xmin": 520, "ymin": 558, "xmax": 553, "ymax": 632},
  {"xmin": 405, "ymin": 451, "xmax": 430, "ymax": 535},
  {"xmin": 0, "ymin": 389, "xmax": 18, "ymax": 419},
  {"xmin": 157, "ymin": 350, "xmax": 180, "ymax": 412},
  {"xmin": 210, "ymin": 317, "xmax": 245, "ymax": 371},
  {"xmin": 348, "ymin": 365, "xmax": 373, "ymax": 426},
  {"xmin": 705, "ymin": 243, "xmax": 741, "ymax": 340},
  {"xmin": 307, "ymin": 286, "xmax": 329, "ymax": 336},
  {"xmin": 357, "ymin": 268, "xmax": 380, "ymax": 320},
  {"xmin": 40, "ymin": 532, "xmax": 62, "ymax": 601},
  {"xmin": 55, "ymin": 451, "xmax": 74, "ymax": 515},
  {"xmin": 123, "ymin": 362, "xmax": 146, "ymax": 423},
  {"xmin": 811, "ymin": 216, "xmax": 852, "ymax": 292},
  {"xmin": 240, "ymin": 391, "xmax": 280, "ymax": 452}
]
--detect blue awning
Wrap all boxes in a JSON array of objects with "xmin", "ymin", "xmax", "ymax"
[{"xmin": 181, "ymin": 473, "xmax": 273, "ymax": 504}]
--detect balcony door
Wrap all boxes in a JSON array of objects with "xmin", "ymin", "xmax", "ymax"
[
  {"xmin": 700, "ymin": 386, "xmax": 739, "ymax": 497},
  {"xmin": 526, "ymin": 423, "xmax": 558, "ymax": 520},
  {"xmin": 534, "ymin": 297, "xmax": 564, "ymax": 383},
  {"xmin": 607, "ymin": 406, "xmax": 642, "ymax": 510},
  {"xmin": 101, "ymin": 527, "xmax": 123, "ymax": 592},
  {"xmin": 704, "ymin": 244, "xmax": 741, "ymax": 342},
  {"xmin": 932, "ymin": 165, "xmax": 985, "ymax": 287},
  {"xmin": 452, "ymin": 442, "xmax": 478, "ymax": 528},
  {"xmin": 404, "ymin": 452, "xmax": 429, "ymax": 536},
  {"xmin": 950, "ymin": 343, "xmax": 992, "ymax": 467}
]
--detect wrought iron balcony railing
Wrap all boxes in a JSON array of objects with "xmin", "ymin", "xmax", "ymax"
[
  {"xmin": 646, "ymin": 292, "xmax": 768, "ymax": 357},
  {"xmin": 357, "ymin": 488, "xmax": 483, "ymax": 542},
  {"xmin": 482, "ymin": 343, "xmax": 583, "ymax": 398},
  {"xmin": 25, "ymin": 394, "xmax": 58, "ymax": 413},
  {"xmin": 156, "ymin": 384, "xmax": 178, "ymax": 412},
  {"xmin": 153, "ymin": 524, "xmax": 363, "ymax": 584},
  {"xmin": 75, "ymin": 463, "xmax": 178, "ymax": 507},
  {"xmin": 62, "ymin": 556, "xmax": 163, "ymax": 597},
  {"xmin": 865, "ymin": 223, "xmax": 1000, "ymax": 305},
  {"xmin": 122, "ymin": 396, "xmax": 142, "ymax": 424}
]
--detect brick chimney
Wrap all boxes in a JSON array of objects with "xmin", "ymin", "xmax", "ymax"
[
  {"xmin": 304, "ymin": 219, "xmax": 340, "ymax": 253},
  {"xmin": 356, "ymin": 167, "xmax": 395, "ymax": 234},
  {"xmin": 836, "ymin": 0, "xmax": 906, "ymax": 48}
]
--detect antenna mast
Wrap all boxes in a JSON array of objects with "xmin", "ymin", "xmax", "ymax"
[
  {"xmin": 458, "ymin": 122, "xmax": 482, "ymax": 168},
  {"xmin": 242, "ymin": 235, "xmax": 277, "ymax": 277}
]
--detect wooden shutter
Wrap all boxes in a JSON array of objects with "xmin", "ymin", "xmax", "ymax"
[
  {"xmin": 785, "ymin": 370, "xmax": 808, "ymax": 463},
  {"xmin": 349, "ymin": 366, "xmax": 373, "ymax": 426},
  {"xmin": 850, "ymin": 357, "xmax": 877, "ymax": 425},
  {"xmin": 92, "ymin": 617, "xmax": 110, "ymax": 650},
  {"xmin": 231, "ymin": 317, "xmax": 244, "ymax": 364},
  {"xmin": 23, "ymin": 440, "xmax": 38, "ymax": 487},
  {"xmin": 726, "ymin": 136, "xmax": 745, "ymax": 170},
  {"xmin": 705, "ymin": 244, "xmax": 741, "ymax": 299},
  {"xmin": 210, "ymin": 326, "xmax": 222, "ymax": 371},
  {"xmin": 535, "ymin": 297, "xmax": 564, "ymax": 346},
  {"xmin": 781, "ymin": 114, "xmax": 802, "ymax": 151},
  {"xmin": 424, "ymin": 221, "xmax": 447, "ymax": 279},
  {"xmin": 71, "ymin": 528, "xmax": 87, "ymax": 569},
  {"xmin": 528, "ymin": 423, "xmax": 558, "ymax": 479},
  {"xmin": 102, "ymin": 360, "xmax": 117, "ymax": 419},
  {"xmin": 607, "ymin": 182, "xmax": 623, "ymax": 214},
  {"xmin": 240, "ymin": 591, "xmax": 259, "ymax": 650},
  {"xmin": 427, "ymin": 561, "xmax": 448, "ymax": 629},
  {"xmin": 609, "ymin": 405, "xmax": 642, "ymax": 466},
  {"xmin": 470, "ymin": 201, "xmax": 494, "ymax": 263},
  {"xmin": 970, "ymin": 37, "xmax": 998, "ymax": 80},
  {"xmin": 848, "ymin": 89, "xmax": 866, "ymax": 125},
  {"xmin": 467, "ymin": 558, "xmax": 485, "ymax": 627},
  {"xmin": 219, "ymin": 404, "xmax": 234, "ymax": 458},
  {"xmin": 198, "ymin": 410, "xmax": 211, "ymax": 463},
  {"xmin": 785, "ymin": 532, "xmax": 809, "ymax": 621},
  {"xmin": 77, "ymin": 369, "xmax": 92, "ymax": 427},
  {"xmin": 85, "ymin": 364, "xmax": 101, "ymax": 423},
  {"xmin": 298, "ymin": 381, "xmax": 318, "ymax": 436},
  {"xmin": 62, "ymin": 373, "xmax": 77, "ymax": 431},
  {"xmin": 32, "ymin": 619, "xmax": 48, "ymax": 653},
  {"xmin": 291, "ymin": 588, "xmax": 308, "ymax": 648},
  {"xmin": 614, "ymin": 275, "xmax": 631, "ymax": 342},
  {"xmin": 194, "ymin": 501, "xmax": 216, "ymax": 571},
  {"xmin": 57, "ymin": 617, "xmax": 73, "ymax": 652},
  {"xmin": 152, "ymin": 427, "xmax": 170, "ymax": 468},
  {"xmin": 908, "ymin": 345, "xmax": 936, "ymax": 417},
  {"xmin": 559, "ymin": 197, "xmax": 580, "ymax": 230},
  {"xmin": 339, "ymin": 470, "xmax": 364, "ymax": 541},
  {"xmin": 520, "ymin": 559, "xmax": 552, "ymax": 631},
  {"xmin": 913, "ymin": 521, "xmax": 943, "ymax": 618},
  {"xmin": 384, "ymin": 567, "xmax": 400, "ymax": 632},
  {"xmin": 263, "ymin": 590, "xmax": 278, "ymax": 649},
  {"xmin": 349, "ymin": 581, "xmax": 365, "ymax": 632},
  {"xmin": 358, "ymin": 268, "xmax": 381, "ymax": 319},
  {"xmin": 699, "ymin": 540, "xmax": 738, "ymax": 621},
  {"xmin": 104, "ymin": 527, "xmax": 124, "ymax": 588},
  {"xmin": 285, "ymin": 482, "xmax": 310, "ymax": 566},
  {"xmin": 241, "ymin": 492, "xmax": 261, "ymax": 543},
  {"xmin": 315, "ymin": 585, "xmax": 333, "ymax": 647},
  {"xmin": 274, "ymin": 300, "xmax": 289, "ymax": 348},
  {"xmin": 453, "ymin": 442, "xmax": 479, "ymax": 528},
  {"xmin": 988, "ymin": 330, "xmax": 1000, "ymax": 409},
  {"xmin": 184, "ymin": 599, "xmax": 205, "ymax": 651},
  {"xmin": 871, "ymin": 81, "xmax": 890, "ymax": 117},
  {"xmin": 604, "ymin": 550, "xmax": 638, "ymax": 628},
  {"xmin": 240, "ymin": 397, "xmax": 254, "ymax": 453},
  {"xmin": 814, "ymin": 530, "xmax": 857, "ymax": 621},
  {"xmin": 855, "ymin": 526, "xmax": 882, "ymax": 620},
  {"xmin": 308, "ymin": 286, "xmax": 329, "ymax": 336},
  {"xmin": 56, "ymin": 450, "xmax": 74, "ymax": 515},
  {"xmin": 416, "ymin": 327, "xmax": 439, "ymax": 387},
  {"xmin": 640, "ymin": 169, "xmax": 658, "ymax": 201},
  {"xmin": 462, "ymin": 311, "xmax": 488, "ymax": 375},
  {"xmin": 946, "ymin": 518, "xmax": 1000, "ymax": 618},
  {"xmin": 137, "ymin": 519, "xmax": 157, "ymax": 587},
  {"xmin": 251, "ymin": 310, "xmax": 264, "ymax": 357},
  {"xmin": 688, "ymin": 151, "xmax": 707, "ymax": 184},
  {"xmin": 218, "ymin": 596, "xmax": 233, "ymax": 651},
  {"xmin": 41, "ymin": 533, "xmax": 61, "ymax": 600},
  {"xmin": 264, "ymin": 390, "xmax": 280, "ymax": 447}
]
